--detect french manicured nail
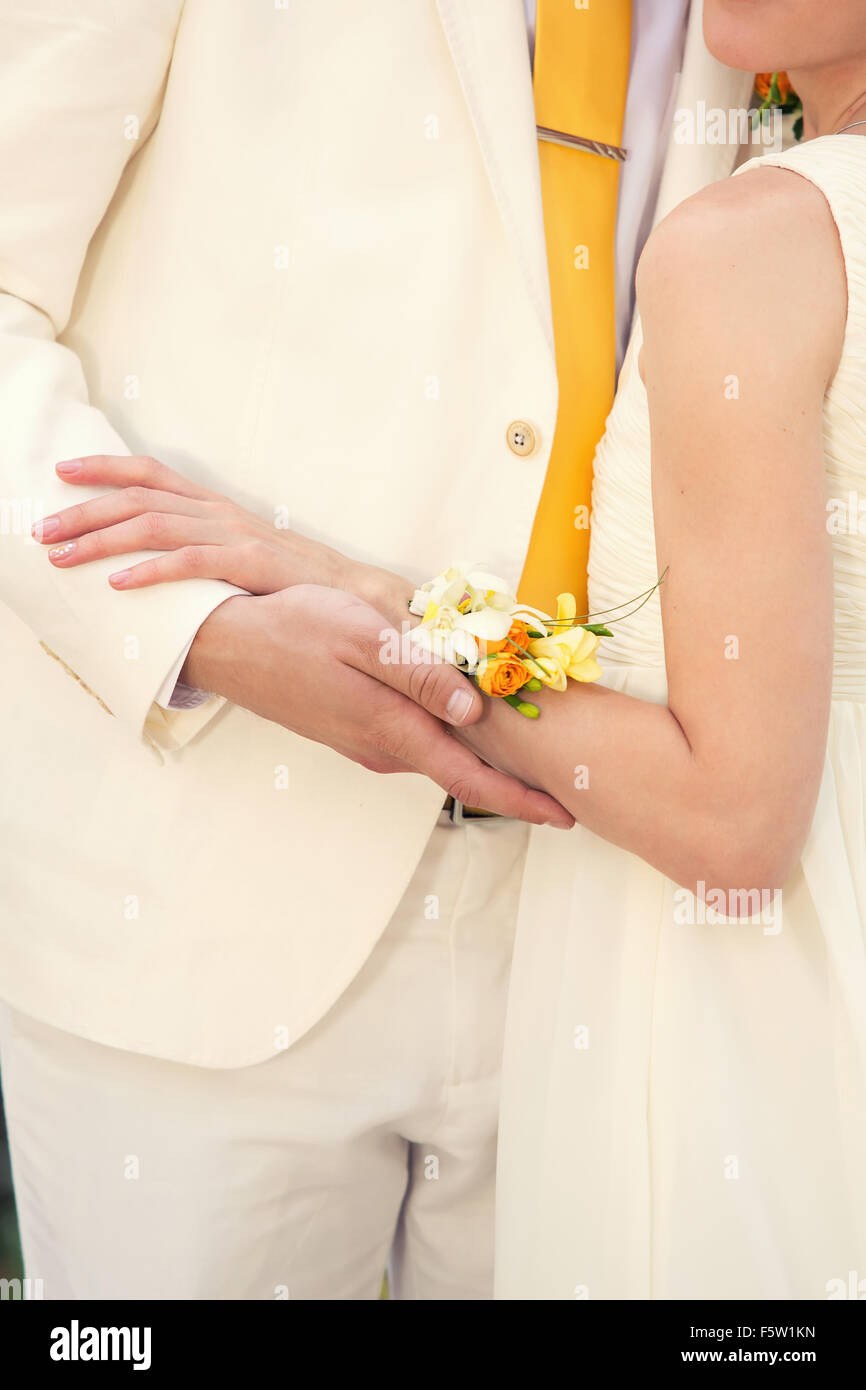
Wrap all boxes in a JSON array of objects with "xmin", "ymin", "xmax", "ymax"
[
  {"xmin": 32, "ymin": 516, "xmax": 60, "ymax": 541},
  {"xmin": 444, "ymin": 688, "xmax": 476, "ymax": 725},
  {"xmin": 48, "ymin": 542, "xmax": 76, "ymax": 561},
  {"xmin": 109, "ymin": 569, "xmax": 132, "ymax": 587},
  {"xmin": 56, "ymin": 459, "xmax": 82, "ymax": 476}
]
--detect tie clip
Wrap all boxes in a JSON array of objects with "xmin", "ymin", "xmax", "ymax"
[{"xmin": 536, "ymin": 125, "xmax": 629, "ymax": 162}]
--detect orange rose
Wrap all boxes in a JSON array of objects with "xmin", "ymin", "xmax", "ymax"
[
  {"xmin": 476, "ymin": 651, "xmax": 530, "ymax": 698},
  {"xmin": 504, "ymin": 619, "xmax": 530, "ymax": 655},
  {"xmin": 479, "ymin": 618, "xmax": 531, "ymax": 660},
  {"xmin": 755, "ymin": 71, "xmax": 792, "ymax": 102}
]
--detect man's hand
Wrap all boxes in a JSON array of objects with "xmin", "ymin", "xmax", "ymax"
[{"xmin": 186, "ymin": 586, "xmax": 574, "ymax": 828}]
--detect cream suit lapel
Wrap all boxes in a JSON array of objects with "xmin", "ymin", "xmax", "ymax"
[
  {"xmin": 435, "ymin": 0, "xmax": 555, "ymax": 358},
  {"xmin": 653, "ymin": 0, "xmax": 757, "ymax": 226}
]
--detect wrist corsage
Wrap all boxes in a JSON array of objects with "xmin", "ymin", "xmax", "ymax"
[
  {"xmin": 407, "ymin": 563, "xmax": 662, "ymax": 718},
  {"xmin": 408, "ymin": 564, "xmax": 601, "ymax": 718}
]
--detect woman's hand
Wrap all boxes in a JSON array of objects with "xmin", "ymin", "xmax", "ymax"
[{"xmin": 33, "ymin": 453, "xmax": 413, "ymax": 626}]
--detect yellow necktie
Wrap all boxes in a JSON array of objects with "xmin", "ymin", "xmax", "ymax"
[{"xmin": 519, "ymin": 0, "xmax": 632, "ymax": 617}]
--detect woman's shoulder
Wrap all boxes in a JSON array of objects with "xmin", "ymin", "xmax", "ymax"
[
  {"xmin": 640, "ymin": 155, "xmax": 834, "ymax": 274},
  {"xmin": 638, "ymin": 135, "xmax": 865, "ymax": 302},
  {"xmin": 635, "ymin": 142, "xmax": 850, "ymax": 369}
]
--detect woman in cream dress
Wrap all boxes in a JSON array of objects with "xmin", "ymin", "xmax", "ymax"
[
  {"xmin": 488, "ymin": 8, "xmax": 866, "ymax": 1298},
  {"xmin": 493, "ymin": 139, "xmax": 866, "ymax": 1301}
]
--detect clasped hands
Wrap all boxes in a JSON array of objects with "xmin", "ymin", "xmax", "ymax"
[{"xmin": 34, "ymin": 454, "xmax": 573, "ymax": 828}]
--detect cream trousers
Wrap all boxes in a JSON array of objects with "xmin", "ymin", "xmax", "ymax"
[{"xmin": 0, "ymin": 815, "xmax": 529, "ymax": 1300}]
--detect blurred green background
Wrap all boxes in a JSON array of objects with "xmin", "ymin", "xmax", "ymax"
[{"xmin": 0, "ymin": 1089, "xmax": 23, "ymax": 1283}]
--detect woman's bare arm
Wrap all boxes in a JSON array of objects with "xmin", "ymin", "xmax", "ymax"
[{"xmin": 457, "ymin": 166, "xmax": 846, "ymax": 905}]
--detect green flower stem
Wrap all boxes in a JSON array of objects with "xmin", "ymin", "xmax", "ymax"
[
  {"xmin": 534, "ymin": 567, "xmax": 669, "ymax": 629},
  {"xmin": 504, "ymin": 693, "xmax": 540, "ymax": 718}
]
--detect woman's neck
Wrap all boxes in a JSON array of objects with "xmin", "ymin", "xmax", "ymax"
[{"xmin": 788, "ymin": 63, "xmax": 866, "ymax": 141}]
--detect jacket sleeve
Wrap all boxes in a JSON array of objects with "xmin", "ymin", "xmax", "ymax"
[{"xmin": 0, "ymin": 0, "xmax": 245, "ymax": 752}]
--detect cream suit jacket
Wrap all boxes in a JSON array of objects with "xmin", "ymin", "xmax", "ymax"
[{"xmin": 0, "ymin": 0, "xmax": 753, "ymax": 1066}]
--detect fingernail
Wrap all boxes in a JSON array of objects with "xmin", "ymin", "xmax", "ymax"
[
  {"xmin": 32, "ymin": 516, "xmax": 60, "ymax": 541},
  {"xmin": 56, "ymin": 459, "xmax": 82, "ymax": 476},
  {"xmin": 444, "ymin": 688, "xmax": 476, "ymax": 725},
  {"xmin": 109, "ymin": 569, "xmax": 132, "ymax": 587},
  {"xmin": 48, "ymin": 542, "xmax": 76, "ymax": 561}
]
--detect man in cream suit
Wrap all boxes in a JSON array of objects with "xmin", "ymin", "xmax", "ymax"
[{"xmin": 0, "ymin": 1, "xmax": 754, "ymax": 1298}]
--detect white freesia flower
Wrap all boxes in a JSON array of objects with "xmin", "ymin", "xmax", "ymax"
[
  {"xmin": 409, "ymin": 563, "xmax": 515, "ymax": 616},
  {"xmin": 408, "ymin": 563, "xmax": 517, "ymax": 672},
  {"xmin": 408, "ymin": 623, "xmax": 479, "ymax": 668},
  {"xmin": 509, "ymin": 603, "xmax": 552, "ymax": 637}
]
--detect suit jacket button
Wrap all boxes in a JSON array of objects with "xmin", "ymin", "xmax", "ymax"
[{"xmin": 506, "ymin": 420, "xmax": 537, "ymax": 456}]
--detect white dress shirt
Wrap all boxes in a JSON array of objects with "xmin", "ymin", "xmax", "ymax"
[{"xmin": 159, "ymin": 0, "xmax": 691, "ymax": 710}]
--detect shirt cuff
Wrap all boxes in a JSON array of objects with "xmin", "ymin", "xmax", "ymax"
[{"xmin": 154, "ymin": 636, "xmax": 211, "ymax": 710}]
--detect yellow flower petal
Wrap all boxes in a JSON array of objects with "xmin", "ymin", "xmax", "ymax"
[
  {"xmin": 555, "ymin": 592, "xmax": 577, "ymax": 626},
  {"xmin": 529, "ymin": 654, "xmax": 567, "ymax": 691},
  {"xmin": 562, "ymin": 628, "xmax": 600, "ymax": 672},
  {"xmin": 569, "ymin": 657, "xmax": 603, "ymax": 683}
]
